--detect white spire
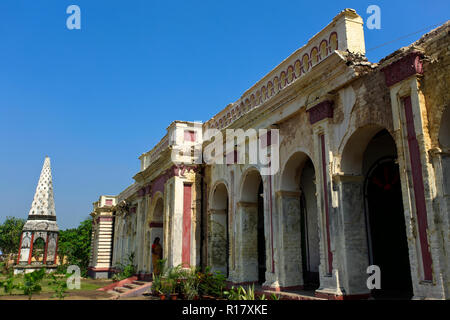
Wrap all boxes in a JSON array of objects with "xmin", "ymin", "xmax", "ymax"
[{"xmin": 28, "ymin": 156, "xmax": 56, "ymax": 217}]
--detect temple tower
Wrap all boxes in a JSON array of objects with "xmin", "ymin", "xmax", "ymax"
[{"xmin": 14, "ymin": 156, "xmax": 59, "ymax": 274}]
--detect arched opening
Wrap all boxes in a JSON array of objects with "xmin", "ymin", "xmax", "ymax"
[
  {"xmin": 32, "ymin": 237, "xmax": 45, "ymax": 264},
  {"xmin": 209, "ymin": 183, "xmax": 229, "ymax": 276},
  {"xmin": 280, "ymin": 152, "xmax": 320, "ymax": 290},
  {"xmin": 363, "ymin": 130, "xmax": 413, "ymax": 299},
  {"xmin": 299, "ymin": 159, "xmax": 320, "ymax": 289},
  {"xmin": 240, "ymin": 169, "xmax": 266, "ymax": 284},
  {"xmin": 149, "ymin": 197, "xmax": 164, "ymax": 275}
]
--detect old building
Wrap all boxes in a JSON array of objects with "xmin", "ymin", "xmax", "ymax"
[{"xmin": 88, "ymin": 9, "xmax": 450, "ymax": 299}]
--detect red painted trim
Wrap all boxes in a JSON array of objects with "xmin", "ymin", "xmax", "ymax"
[
  {"xmin": 89, "ymin": 267, "xmax": 113, "ymax": 272},
  {"xmin": 184, "ymin": 130, "xmax": 196, "ymax": 142},
  {"xmin": 320, "ymin": 134, "xmax": 333, "ymax": 273},
  {"xmin": 28, "ymin": 233, "xmax": 35, "ymax": 265},
  {"xmin": 262, "ymin": 285, "xmax": 304, "ymax": 292},
  {"xmin": 308, "ymin": 100, "xmax": 334, "ymax": 124},
  {"xmin": 97, "ymin": 276, "xmax": 138, "ymax": 292},
  {"xmin": 99, "ymin": 217, "xmax": 113, "ymax": 222},
  {"xmin": 315, "ymin": 292, "xmax": 370, "ymax": 300},
  {"xmin": 403, "ymin": 96, "xmax": 433, "ymax": 281},
  {"xmin": 53, "ymin": 234, "xmax": 59, "ymax": 264},
  {"xmin": 182, "ymin": 184, "xmax": 192, "ymax": 267},
  {"xmin": 43, "ymin": 233, "xmax": 49, "ymax": 264},
  {"xmin": 329, "ymin": 32, "xmax": 338, "ymax": 52},
  {"xmin": 17, "ymin": 233, "xmax": 23, "ymax": 264},
  {"xmin": 294, "ymin": 59, "xmax": 302, "ymax": 78},
  {"xmin": 382, "ymin": 52, "xmax": 424, "ymax": 87}
]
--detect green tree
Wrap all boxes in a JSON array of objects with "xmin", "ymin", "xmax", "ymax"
[
  {"xmin": 0, "ymin": 216, "xmax": 25, "ymax": 255},
  {"xmin": 57, "ymin": 217, "xmax": 92, "ymax": 277}
]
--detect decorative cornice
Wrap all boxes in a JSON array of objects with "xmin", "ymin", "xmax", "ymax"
[
  {"xmin": 206, "ymin": 30, "xmax": 339, "ymax": 131},
  {"xmin": 307, "ymin": 100, "xmax": 334, "ymax": 124},
  {"xmin": 381, "ymin": 51, "xmax": 424, "ymax": 87}
]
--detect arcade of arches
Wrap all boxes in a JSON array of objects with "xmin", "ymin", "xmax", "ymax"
[{"xmin": 88, "ymin": 10, "xmax": 450, "ymax": 300}]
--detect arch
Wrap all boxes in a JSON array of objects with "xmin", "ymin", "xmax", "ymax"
[
  {"xmin": 209, "ymin": 182, "xmax": 230, "ymax": 276},
  {"xmin": 438, "ymin": 106, "xmax": 450, "ymax": 149},
  {"xmin": 362, "ymin": 132, "xmax": 412, "ymax": 298},
  {"xmin": 280, "ymin": 150, "xmax": 316, "ymax": 191},
  {"xmin": 209, "ymin": 180, "xmax": 229, "ymax": 209},
  {"xmin": 148, "ymin": 192, "xmax": 164, "ymax": 223},
  {"xmin": 145, "ymin": 194, "xmax": 164, "ymax": 274},
  {"xmin": 240, "ymin": 167, "xmax": 263, "ymax": 203},
  {"xmin": 279, "ymin": 151, "xmax": 320, "ymax": 289},
  {"xmin": 32, "ymin": 237, "xmax": 46, "ymax": 263},
  {"xmin": 237, "ymin": 167, "xmax": 266, "ymax": 284},
  {"xmin": 338, "ymin": 126, "xmax": 412, "ymax": 298},
  {"xmin": 340, "ymin": 124, "xmax": 395, "ymax": 175}
]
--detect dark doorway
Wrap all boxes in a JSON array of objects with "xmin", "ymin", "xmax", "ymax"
[
  {"xmin": 299, "ymin": 159, "xmax": 320, "ymax": 290},
  {"xmin": 257, "ymin": 181, "xmax": 266, "ymax": 284},
  {"xmin": 365, "ymin": 157, "xmax": 413, "ymax": 299}
]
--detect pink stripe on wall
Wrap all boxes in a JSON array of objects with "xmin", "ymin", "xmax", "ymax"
[
  {"xmin": 403, "ymin": 96, "xmax": 433, "ymax": 281},
  {"xmin": 182, "ymin": 184, "xmax": 192, "ymax": 267}
]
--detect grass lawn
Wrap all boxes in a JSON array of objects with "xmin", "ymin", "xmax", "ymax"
[{"xmin": 0, "ymin": 275, "xmax": 114, "ymax": 300}]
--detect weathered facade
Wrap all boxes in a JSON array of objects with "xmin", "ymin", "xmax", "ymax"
[{"xmin": 88, "ymin": 9, "xmax": 450, "ymax": 299}]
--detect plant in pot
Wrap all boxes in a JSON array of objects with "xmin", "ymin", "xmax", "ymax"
[
  {"xmin": 198, "ymin": 267, "xmax": 226, "ymax": 299},
  {"xmin": 170, "ymin": 279, "xmax": 179, "ymax": 300},
  {"xmin": 159, "ymin": 279, "xmax": 172, "ymax": 300},
  {"xmin": 181, "ymin": 269, "xmax": 199, "ymax": 300},
  {"xmin": 151, "ymin": 273, "xmax": 161, "ymax": 297}
]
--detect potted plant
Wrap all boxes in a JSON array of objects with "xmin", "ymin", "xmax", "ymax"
[
  {"xmin": 151, "ymin": 273, "xmax": 161, "ymax": 297},
  {"xmin": 159, "ymin": 279, "xmax": 172, "ymax": 300}
]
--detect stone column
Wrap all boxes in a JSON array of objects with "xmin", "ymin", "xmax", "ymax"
[
  {"xmin": 430, "ymin": 148, "xmax": 450, "ymax": 299},
  {"xmin": 333, "ymin": 174, "xmax": 370, "ymax": 296},
  {"xmin": 136, "ymin": 193, "xmax": 147, "ymax": 274},
  {"xmin": 275, "ymin": 190, "xmax": 303, "ymax": 289},
  {"xmin": 233, "ymin": 202, "xmax": 258, "ymax": 283},
  {"xmin": 307, "ymin": 99, "xmax": 343, "ymax": 298},
  {"xmin": 207, "ymin": 209, "xmax": 228, "ymax": 275}
]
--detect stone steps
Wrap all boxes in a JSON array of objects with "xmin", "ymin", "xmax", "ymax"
[
  {"xmin": 113, "ymin": 286, "xmax": 128, "ymax": 294},
  {"xmin": 123, "ymin": 283, "xmax": 140, "ymax": 289},
  {"xmin": 109, "ymin": 280, "xmax": 153, "ymax": 299}
]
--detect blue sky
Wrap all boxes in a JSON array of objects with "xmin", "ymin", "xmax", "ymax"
[{"xmin": 0, "ymin": 0, "xmax": 448, "ymax": 230}]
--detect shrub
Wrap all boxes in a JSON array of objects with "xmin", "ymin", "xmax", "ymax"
[
  {"xmin": 18, "ymin": 269, "xmax": 46, "ymax": 299},
  {"xmin": 0, "ymin": 271, "xmax": 18, "ymax": 295},
  {"xmin": 55, "ymin": 264, "xmax": 68, "ymax": 275},
  {"xmin": 224, "ymin": 284, "xmax": 266, "ymax": 300},
  {"xmin": 197, "ymin": 267, "xmax": 226, "ymax": 297},
  {"xmin": 49, "ymin": 273, "xmax": 68, "ymax": 300},
  {"xmin": 112, "ymin": 253, "xmax": 136, "ymax": 282}
]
